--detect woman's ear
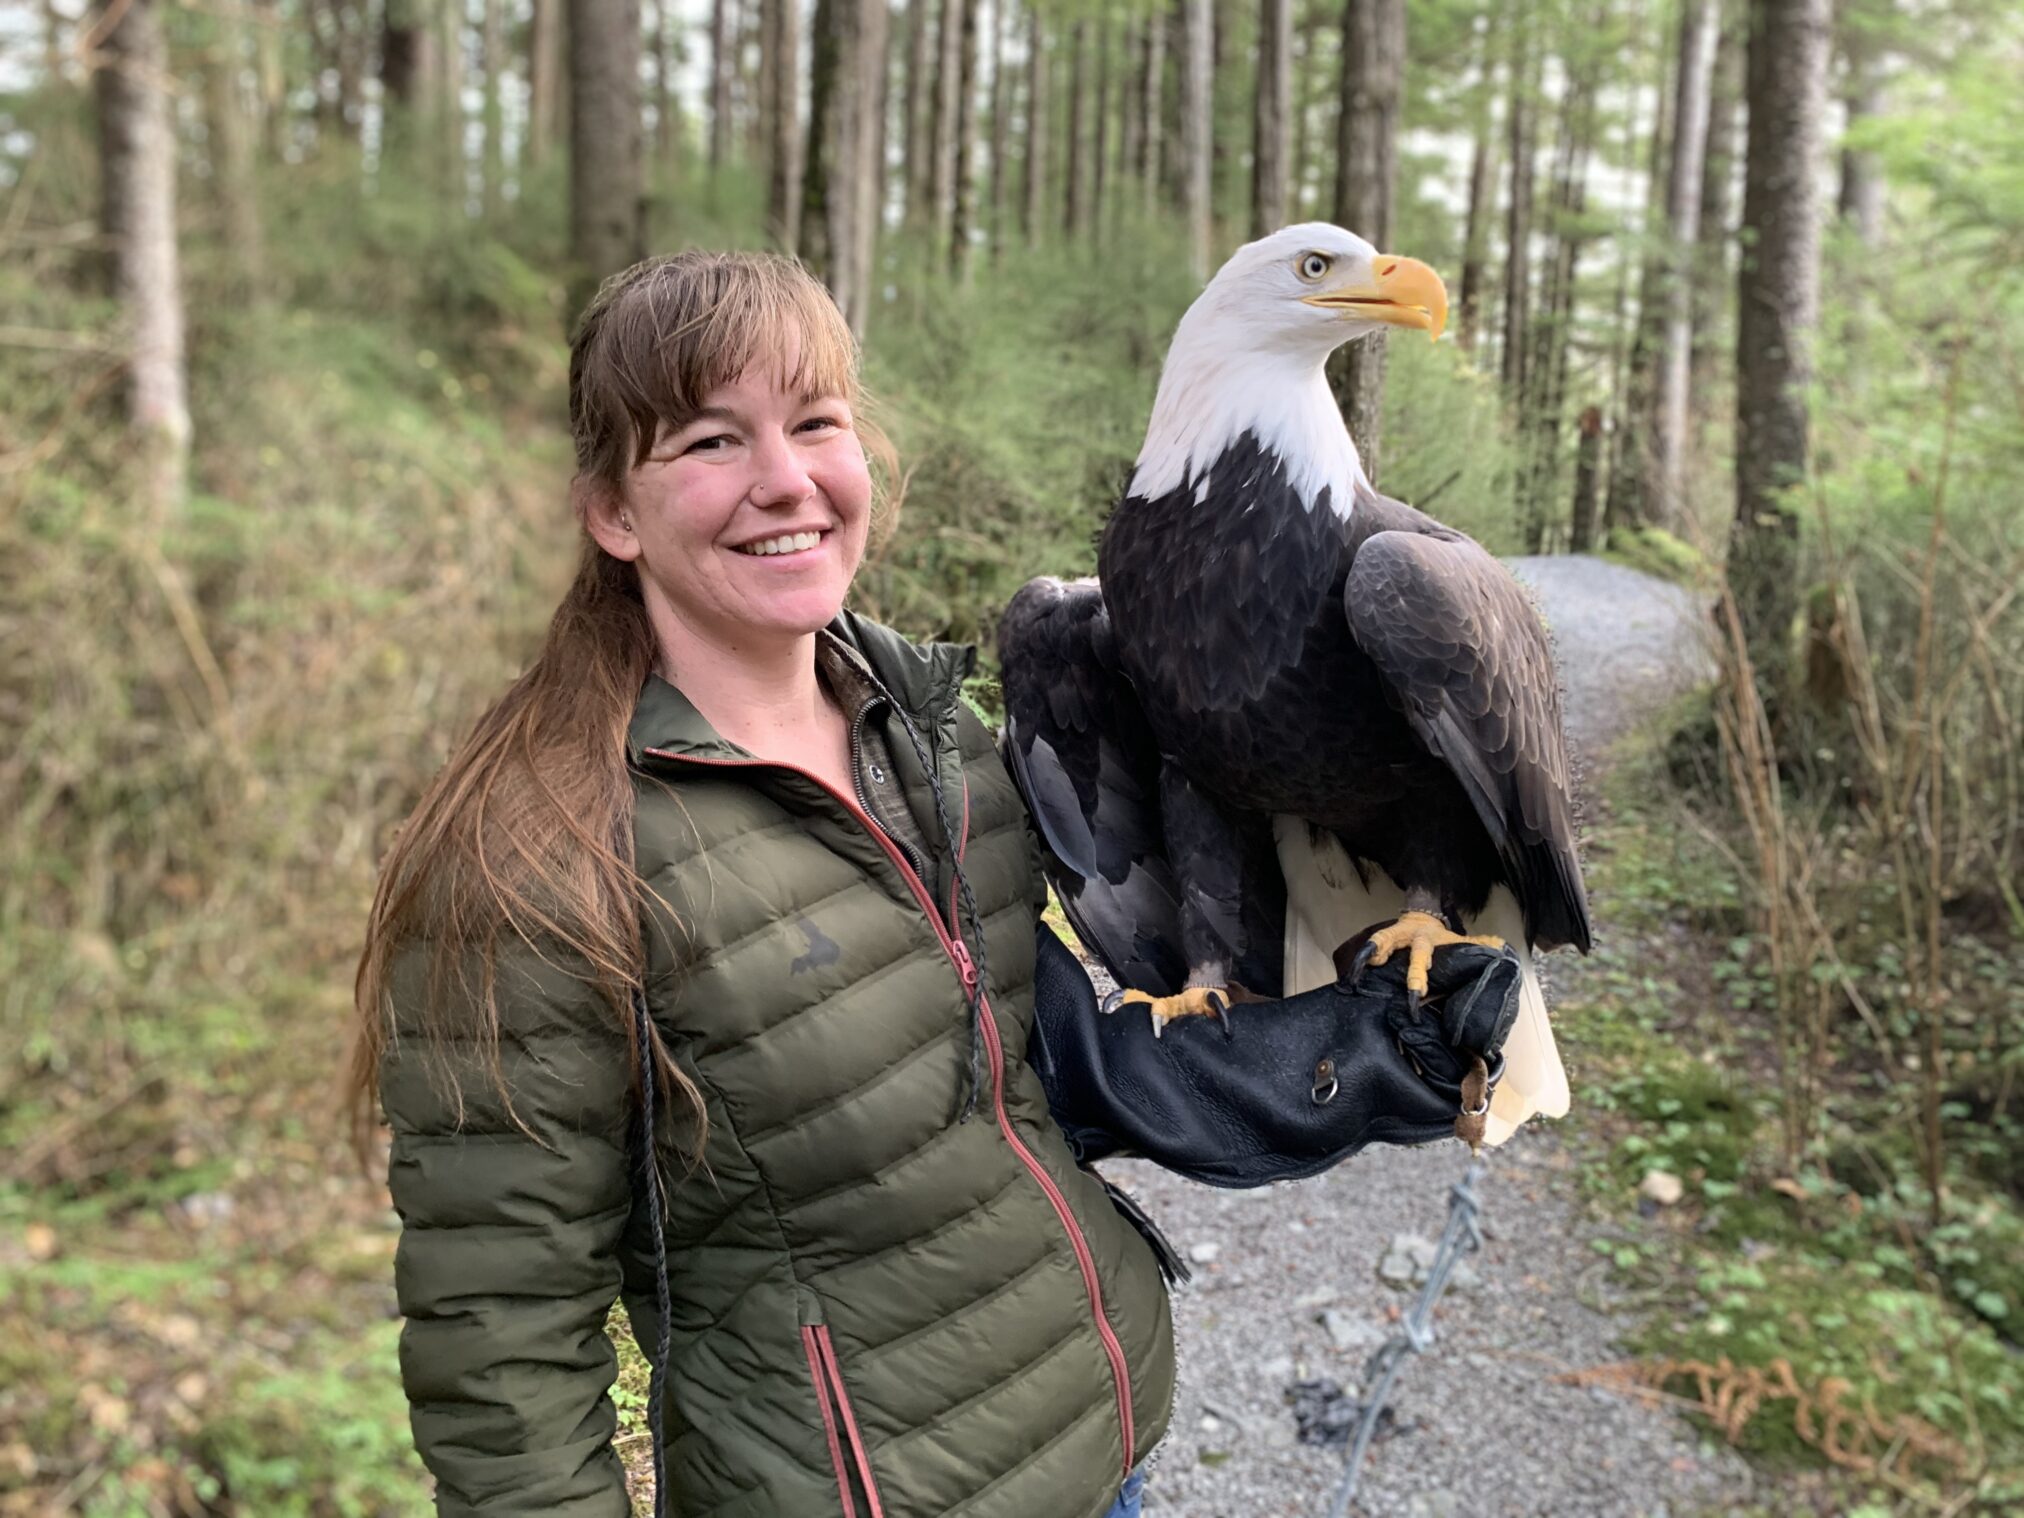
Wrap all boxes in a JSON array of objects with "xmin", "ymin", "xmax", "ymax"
[{"xmin": 576, "ymin": 476, "xmax": 641, "ymax": 562}]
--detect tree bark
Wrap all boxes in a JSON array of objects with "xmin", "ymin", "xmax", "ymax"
[
  {"xmin": 1329, "ymin": 0, "xmax": 1405, "ymax": 483},
  {"xmin": 95, "ymin": 0, "xmax": 189, "ymax": 521},
  {"xmin": 1252, "ymin": 0, "xmax": 1292, "ymax": 237},
  {"xmin": 951, "ymin": 0, "xmax": 981, "ymax": 272},
  {"xmin": 1606, "ymin": 17, "xmax": 1675, "ymax": 532},
  {"xmin": 569, "ymin": 0, "xmax": 644, "ymax": 311},
  {"xmin": 1691, "ymin": 4, "xmax": 1743, "ymax": 443},
  {"xmin": 202, "ymin": 1, "xmax": 265, "ymax": 295},
  {"xmin": 1733, "ymin": 0, "xmax": 1828, "ymax": 680},
  {"xmin": 654, "ymin": 0, "xmax": 681, "ymax": 164},
  {"xmin": 1569, "ymin": 405, "xmax": 1603, "ymax": 551},
  {"xmin": 1139, "ymin": 10, "xmax": 1165, "ymax": 217},
  {"xmin": 928, "ymin": 0, "xmax": 964, "ymax": 250},
  {"xmin": 803, "ymin": 0, "xmax": 886, "ymax": 327},
  {"xmin": 989, "ymin": 0, "xmax": 1013, "ymax": 253},
  {"xmin": 710, "ymin": 0, "xmax": 735, "ymax": 170},
  {"xmin": 439, "ymin": 0, "xmax": 466, "ymax": 194},
  {"xmin": 903, "ymin": 0, "xmax": 935, "ymax": 222},
  {"xmin": 482, "ymin": 0, "xmax": 507, "ymax": 212},
  {"xmin": 530, "ymin": 0, "xmax": 566, "ymax": 166},
  {"xmin": 763, "ymin": 0, "xmax": 802, "ymax": 247},
  {"xmin": 1652, "ymin": 0, "xmax": 1719, "ymax": 526},
  {"xmin": 1497, "ymin": 12, "xmax": 1539, "ymax": 407},
  {"xmin": 1180, "ymin": 0, "xmax": 1212, "ymax": 280},
  {"xmin": 253, "ymin": 0, "xmax": 287, "ymax": 158},
  {"xmin": 1063, "ymin": 21, "xmax": 1089, "ymax": 237},
  {"xmin": 1836, "ymin": 10, "xmax": 1884, "ymax": 245},
  {"xmin": 1092, "ymin": 17, "xmax": 1113, "ymax": 235},
  {"xmin": 1023, "ymin": 6, "xmax": 1047, "ymax": 244},
  {"xmin": 1456, "ymin": 19, "xmax": 1497, "ymax": 354}
]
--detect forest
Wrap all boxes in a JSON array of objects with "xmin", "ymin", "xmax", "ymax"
[{"xmin": 1, "ymin": 0, "xmax": 2021, "ymax": 1511}]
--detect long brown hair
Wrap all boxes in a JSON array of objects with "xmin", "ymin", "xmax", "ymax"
[{"xmin": 348, "ymin": 251, "xmax": 893, "ymax": 1155}]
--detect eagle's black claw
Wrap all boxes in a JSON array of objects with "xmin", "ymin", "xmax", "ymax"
[
  {"xmin": 1100, "ymin": 988, "xmax": 1126, "ymax": 1016},
  {"xmin": 1347, "ymin": 939, "xmax": 1379, "ymax": 987},
  {"xmin": 1207, "ymin": 990, "xmax": 1234, "ymax": 1041},
  {"xmin": 1405, "ymin": 986, "xmax": 1424, "ymax": 1019}
]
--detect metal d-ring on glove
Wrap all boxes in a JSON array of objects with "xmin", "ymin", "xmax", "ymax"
[{"xmin": 1028, "ymin": 922, "xmax": 1522, "ymax": 1190}]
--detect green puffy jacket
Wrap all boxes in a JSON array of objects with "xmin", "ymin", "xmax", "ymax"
[{"xmin": 380, "ymin": 613, "xmax": 1178, "ymax": 1517}]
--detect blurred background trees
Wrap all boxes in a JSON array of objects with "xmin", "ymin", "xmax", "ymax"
[{"xmin": 3, "ymin": 0, "xmax": 2021, "ymax": 1508}]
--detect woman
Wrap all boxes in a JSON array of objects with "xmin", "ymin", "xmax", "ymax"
[{"xmin": 351, "ymin": 251, "xmax": 1172, "ymax": 1518}]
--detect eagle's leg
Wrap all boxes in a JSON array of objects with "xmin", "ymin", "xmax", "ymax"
[
  {"xmin": 1114, "ymin": 765, "xmax": 1273, "ymax": 1037},
  {"xmin": 1354, "ymin": 888, "xmax": 1504, "ymax": 1009}
]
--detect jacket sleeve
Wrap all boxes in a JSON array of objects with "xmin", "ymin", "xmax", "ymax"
[{"xmin": 378, "ymin": 940, "xmax": 638, "ymax": 1517}]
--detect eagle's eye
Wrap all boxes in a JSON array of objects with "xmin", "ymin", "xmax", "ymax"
[{"xmin": 1297, "ymin": 252, "xmax": 1332, "ymax": 282}]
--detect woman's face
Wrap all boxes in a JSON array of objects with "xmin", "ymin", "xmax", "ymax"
[{"xmin": 607, "ymin": 363, "xmax": 874, "ymax": 654}]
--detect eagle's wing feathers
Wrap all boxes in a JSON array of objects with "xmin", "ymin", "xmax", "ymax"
[
  {"xmin": 1344, "ymin": 527, "xmax": 1592, "ymax": 952},
  {"xmin": 998, "ymin": 577, "xmax": 1188, "ymax": 996}
]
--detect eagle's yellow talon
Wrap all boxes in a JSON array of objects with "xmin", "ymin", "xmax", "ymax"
[
  {"xmin": 1119, "ymin": 985, "xmax": 1231, "ymax": 1037},
  {"xmin": 1363, "ymin": 911, "xmax": 1504, "ymax": 997}
]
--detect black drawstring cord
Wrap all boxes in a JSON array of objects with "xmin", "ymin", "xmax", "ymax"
[
  {"xmin": 892, "ymin": 707, "xmax": 991, "ymax": 1122},
  {"xmin": 631, "ymin": 989, "xmax": 673, "ymax": 1518}
]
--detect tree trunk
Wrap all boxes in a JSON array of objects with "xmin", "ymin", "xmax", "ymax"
[
  {"xmin": 989, "ymin": 0, "xmax": 1012, "ymax": 254},
  {"xmin": 951, "ymin": 0, "xmax": 981, "ymax": 272},
  {"xmin": 530, "ymin": 0, "xmax": 566, "ymax": 166},
  {"xmin": 1497, "ymin": 13, "xmax": 1539, "ymax": 407},
  {"xmin": 903, "ymin": 0, "xmax": 935, "ymax": 222},
  {"xmin": 95, "ymin": 0, "xmax": 189, "ymax": 521},
  {"xmin": 334, "ymin": 0, "xmax": 365, "ymax": 140},
  {"xmin": 1062, "ymin": 21, "xmax": 1088, "ymax": 237},
  {"xmin": 1690, "ymin": 5, "xmax": 1743, "ymax": 445},
  {"xmin": 763, "ymin": 0, "xmax": 802, "ymax": 247},
  {"xmin": 1652, "ymin": 0, "xmax": 1718, "ymax": 527},
  {"xmin": 654, "ymin": 0, "xmax": 681, "ymax": 164},
  {"xmin": 1252, "ymin": 0, "xmax": 1292, "ymax": 236},
  {"xmin": 254, "ymin": 0, "xmax": 287, "ymax": 158},
  {"xmin": 1092, "ymin": 17, "xmax": 1112, "ymax": 235},
  {"xmin": 710, "ymin": 0, "xmax": 735, "ymax": 170},
  {"xmin": 482, "ymin": 0, "xmax": 507, "ymax": 212},
  {"xmin": 202, "ymin": 1, "xmax": 265, "ymax": 296},
  {"xmin": 1606, "ymin": 17, "xmax": 1675, "ymax": 532},
  {"xmin": 1733, "ymin": 0, "xmax": 1828, "ymax": 681},
  {"xmin": 1456, "ymin": 20, "xmax": 1497, "ymax": 354},
  {"xmin": 1120, "ymin": 18, "xmax": 1143, "ymax": 214},
  {"xmin": 803, "ymin": 0, "xmax": 885, "ymax": 327},
  {"xmin": 1569, "ymin": 406, "xmax": 1603, "ymax": 551},
  {"xmin": 1180, "ymin": 0, "xmax": 1212, "ymax": 279},
  {"xmin": 849, "ymin": 0, "xmax": 889, "ymax": 323},
  {"xmin": 1023, "ymin": 6, "xmax": 1047, "ymax": 244},
  {"xmin": 1836, "ymin": 12, "xmax": 1884, "ymax": 245},
  {"xmin": 1329, "ymin": 0, "xmax": 1405, "ymax": 483},
  {"xmin": 439, "ymin": 0, "xmax": 466, "ymax": 194},
  {"xmin": 929, "ymin": 0, "xmax": 964, "ymax": 251},
  {"xmin": 1140, "ymin": 10, "xmax": 1165, "ymax": 217},
  {"xmin": 570, "ymin": 0, "xmax": 644, "ymax": 311}
]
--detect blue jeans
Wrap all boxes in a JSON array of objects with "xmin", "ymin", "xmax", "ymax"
[{"xmin": 1103, "ymin": 1467, "xmax": 1147, "ymax": 1518}]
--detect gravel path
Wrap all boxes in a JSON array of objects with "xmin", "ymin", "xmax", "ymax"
[{"xmin": 1108, "ymin": 555, "xmax": 1746, "ymax": 1518}]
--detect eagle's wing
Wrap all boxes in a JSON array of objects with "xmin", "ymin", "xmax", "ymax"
[
  {"xmin": 1343, "ymin": 521, "xmax": 1592, "ymax": 952},
  {"xmin": 998, "ymin": 577, "xmax": 1188, "ymax": 996}
]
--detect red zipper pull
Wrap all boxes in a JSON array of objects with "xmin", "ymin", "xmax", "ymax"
[{"xmin": 950, "ymin": 939, "xmax": 979, "ymax": 993}]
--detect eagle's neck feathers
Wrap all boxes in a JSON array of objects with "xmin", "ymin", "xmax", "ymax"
[{"xmin": 1128, "ymin": 307, "xmax": 1367, "ymax": 519}]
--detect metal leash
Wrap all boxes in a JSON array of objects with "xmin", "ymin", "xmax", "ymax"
[{"xmin": 1324, "ymin": 1157, "xmax": 1488, "ymax": 1518}]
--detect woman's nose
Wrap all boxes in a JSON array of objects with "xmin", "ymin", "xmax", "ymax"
[{"xmin": 747, "ymin": 427, "xmax": 815, "ymax": 508}]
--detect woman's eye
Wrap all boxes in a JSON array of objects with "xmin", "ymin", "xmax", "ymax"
[
  {"xmin": 1299, "ymin": 253, "xmax": 1331, "ymax": 281},
  {"xmin": 685, "ymin": 433, "xmax": 733, "ymax": 454},
  {"xmin": 797, "ymin": 414, "xmax": 842, "ymax": 434}
]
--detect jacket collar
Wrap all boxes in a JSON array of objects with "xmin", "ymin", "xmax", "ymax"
[{"xmin": 625, "ymin": 612, "xmax": 977, "ymax": 765}]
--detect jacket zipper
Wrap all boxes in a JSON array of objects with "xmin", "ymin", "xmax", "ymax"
[
  {"xmin": 812, "ymin": 1325, "xmax": 884, "ymax": 1517},
  {"xmin": 801, "ymin": 1326, "xmax": 861, "ymax": 1518},
  {"xmin": 642, "ymin": 746, "xmax": 1138, "ymax": 1479}
]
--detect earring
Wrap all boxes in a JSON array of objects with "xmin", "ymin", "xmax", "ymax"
[{"xmin": 621, "ymin": 513, "xmax": 634, "ymax": 532}]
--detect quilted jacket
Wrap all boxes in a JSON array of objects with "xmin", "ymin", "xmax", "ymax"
[{"xmin": 380, "ymin": 611, "xmax": 1178, "ymax": 1517}]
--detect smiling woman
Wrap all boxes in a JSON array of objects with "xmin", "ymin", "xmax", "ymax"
[{"xmin": 348, "ymin": 251, "xmax": 1178, "ymax": 1518}]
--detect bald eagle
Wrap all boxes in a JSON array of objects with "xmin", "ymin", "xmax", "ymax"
[{"xmin": 999, "ymin": 224, "xmax": 1590, "ymax": 1145}]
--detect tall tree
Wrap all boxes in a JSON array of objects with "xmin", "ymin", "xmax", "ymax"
[
  {"xmin": 1252, "ymin": 0, "xmax": 1292, "ymax": 236},
  {"xmin": 1605, "ymin": 16, "xmax": 1675, "ymax": 533},
  {"xmin": 762, "ymin": 0, "xmax": 802, "ymax": 247},
  {"xmin": 439, "ymin": 0, "xmax": 466, "ymax": 193},
  {"xmin": 94, "ymin": 0, "xmax": 189, "ymax": 520},
  {"xmin": 530, "ymin": 0, "xmax": 567, "ymax": 166},
  {"xmin": 1732, "ymin": 0, "xmax": 1829, "ymax": 680},
  {"xmin": 482, "ymin": 0, "xmax": 507, "ymax": 213},
  {"xmin": 201, "ymin": 0, "xmax": 265, "ymax": 295},
  {"xmin": 989, "ymin": 0, "xmax": 1013, "ymax": 252},
  {"xmin": 1139, "ymin": 10, "xmax": 1165, "ymax": 217},
  {"xmin": 904, "ymin": 0, "xmax": 936, "ymax": 221},
  {"xmin": 570, "ymin": 0, "xmax": 644, "ymax": 310},
  {"xmin": 1652, "ymin": 0, "xmax": 1719, "ymax": 526},
  {"xmin": 802, "ymin": 0, "xmax": 887, "ymax": 327},
  {"xmin": 1180, "ymin": 0, "xmax": 1212, "ymax": 279},
  {"xmin": 951, "ymin": 0, "xmax": 982, "ymax": 271},
  {"xmin": 254, "ymin": 0, "xmax": 288, "ymax": 157},
  {"xmin": 931, "ymin": 0, "xmax": 965, "ymax": 250},
  {"xmin": 710, "ymin": 0, "xmax": 735, "ymax": 170},
  {"xmin": 1456, "ymin": 15, "xmax": 1498, "ymax": 355},
  {"xmin": 652, "ymin": 0, "xmax": 682, "ymax": 166},
  {"xmin": 1836, "ymin": 2, "xmax": 1885, "ymax": 245},
  {"xmin": 1023, "ymin": 6, "xmax": 1047, "ymax": 244},
  {"xmin": 1330, "ymin": 0, "xmax": 1405, "ymax": 481},
  {"xmin": 1064, "ymin": 20, "xmax": 1089, "ymax": 236},
  {"xmin": 1092, "ymin": 17, "xmax": 1112, "ymax": 233},
  {"xmin": 1498, "ymin": 12, "xmax": 1540, "ymax": 408},
  {"xmin": 1690, "ymin": 4, "xmax": 1743, "ymax": 437}
]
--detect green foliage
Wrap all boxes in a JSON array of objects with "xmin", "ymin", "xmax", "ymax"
[{"xmin": 1601, "ymin": 524, "xmax": 1710, "ymax": 588}]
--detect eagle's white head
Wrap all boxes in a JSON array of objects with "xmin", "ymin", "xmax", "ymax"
[{"xmin": 1131, "ymin": 223, "xmax": 1448, "ymax": 518}]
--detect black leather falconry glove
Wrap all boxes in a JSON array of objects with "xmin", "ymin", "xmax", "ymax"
[{"xmin": 1028, "ymin": 921, "xmax": 1522, "ymax": 1190}]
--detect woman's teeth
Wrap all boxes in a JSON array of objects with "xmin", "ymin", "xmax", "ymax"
[{"xmin": 736, "ymin": 531, "xmax": 823, "ymax": 557}]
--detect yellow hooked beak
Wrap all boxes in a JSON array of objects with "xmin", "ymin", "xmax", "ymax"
[{"xmin": 1301, "ymin": 255, "xmax": 1448, "ymax": 342}]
